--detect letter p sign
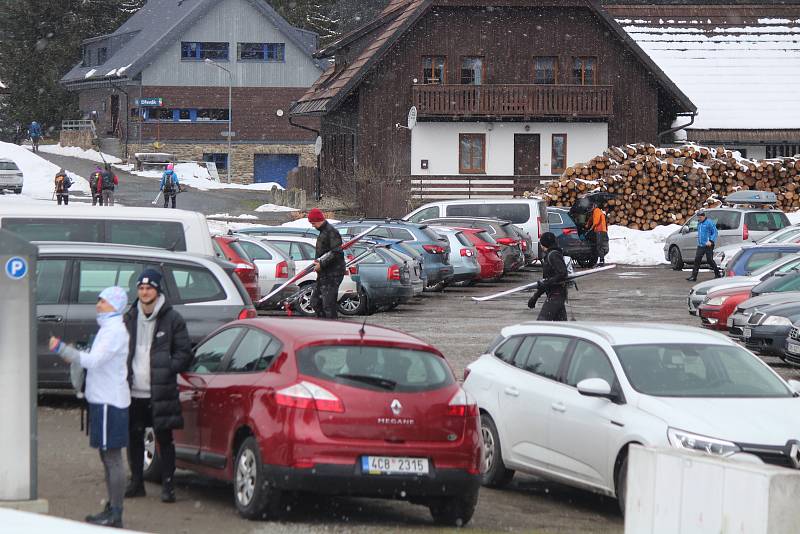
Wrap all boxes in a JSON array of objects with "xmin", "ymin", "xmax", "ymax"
[{"xmin": 5, "ymin": 257, "xmax": 28, "ymax": 280}]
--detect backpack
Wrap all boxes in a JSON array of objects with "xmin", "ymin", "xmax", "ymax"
[
  {"xmin": 55, "ymin": 174, "xmax": 65, "ymax": 193},
  {"xmin": 163, "ymin": 171, "xmax": 176, "ymax": 192},
  {"xmin": 101, "ymin": 171, "xmax": 114, "ymax": 190}
]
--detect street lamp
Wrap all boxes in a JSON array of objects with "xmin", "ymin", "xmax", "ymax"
[{"xmin": 204, "ymin": 58, "xmax": 233, "ymax": 183}]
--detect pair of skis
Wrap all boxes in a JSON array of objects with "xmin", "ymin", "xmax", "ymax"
[{"xmin": 471, "ymin": 264, "xmax": 617, "ymax": 301}]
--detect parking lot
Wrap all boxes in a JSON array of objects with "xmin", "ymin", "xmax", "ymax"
[{"xmin": 38, "ymin": 264, "xmax": 800, "ymax": 533}]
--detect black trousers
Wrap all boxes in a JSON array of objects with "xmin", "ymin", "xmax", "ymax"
[
  {"xmin": 92, "ymin": 193, "xmax": 104, "ymax": 206},
  {"xmin": 56, "ymin": 194, "xmax": 69, "ymax": 205},
  {"xmin": 163, "ymin": 193, "xmax": 176, "ymax": 208},
  {"xmin": 537, "ymin": 291, "xmax": 568, "ymax": 321},
  {"xmin": 691, "ymin": 245, "xmax": 721, "ymax": 278},
  {"xmin": 128, "ymin": 398, "xmax": 175, "ymax": 483},
  {"xmin": 312, "ymin": 273, "xmax": 343, "ymax": 319}
]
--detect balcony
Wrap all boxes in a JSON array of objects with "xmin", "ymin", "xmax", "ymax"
[{"xmin": 412, "ymin": 84, "xmax": 613, "ymax": 119}]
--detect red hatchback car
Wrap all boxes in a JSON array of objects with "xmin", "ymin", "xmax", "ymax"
[
  {"xmin": 155, "ymin": 319, "xmax": 482, "ymax": 525},
  {"xmin": 458, "ymin": 227, "xmax": 505, "ymax": 282},
  {"xmin": 697, "ymin": 286, "xmax": 753, "ymax": 330},
  {"xmin": 213, "ymin": 235, "xmax": 260, "ymax": 303}
]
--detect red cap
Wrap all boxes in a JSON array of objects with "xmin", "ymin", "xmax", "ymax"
[{"xmin": 307, "ymin": 208, "xmax": 325, "ymax": 223}]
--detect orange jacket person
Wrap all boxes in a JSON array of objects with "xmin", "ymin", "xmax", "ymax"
[{"xmin": 586, "ymin": 205, "xmax": 609, "ymax": 265}]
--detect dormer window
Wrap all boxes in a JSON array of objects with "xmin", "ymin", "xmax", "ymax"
[{"xmin": 97, "ymin": 47, "xmax": 108, "ymax": 65}]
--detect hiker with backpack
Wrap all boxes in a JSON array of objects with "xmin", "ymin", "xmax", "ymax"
[
  {"xmin": 90, "ymin": 167, "xmax": 104, "ymax": 206},
  {"xmin": 101, "ymin": 165, "xmax": 118, "ymax": 206},
  {"xmin": 54, "ymin": 169, "xmax": 73, "ymax": 206},
  {"xmin": 160, "ymin": 164, "xmax": 180, "ymax": 209},
  {"xmin": 29, "ymin": 121, "xmax": 42, "ymax": 152}
]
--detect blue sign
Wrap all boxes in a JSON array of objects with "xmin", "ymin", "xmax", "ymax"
[
  {"xmin": 137, "ymin": 97, "xmax": 163, "ymax": 107},
  {"xmin": 5, "ymin": 256, "xmax": 28, "ymax": 280}
]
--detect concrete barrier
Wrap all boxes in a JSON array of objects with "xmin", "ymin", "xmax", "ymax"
[{"xmin": 626, "ymin": 445, "xmax": 800, "ymax": 534}]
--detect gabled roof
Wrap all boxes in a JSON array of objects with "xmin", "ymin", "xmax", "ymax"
[
  {"xmin": 606, "ymin": 3, "xmax": 800, "ymax": 130},
  {"xmin": 61, "ymin": 0, "xmax": 320, "ymax": 88},
  {"xmin": 291, "ymin": 0, "xmax": 696, "ymax": 116}
]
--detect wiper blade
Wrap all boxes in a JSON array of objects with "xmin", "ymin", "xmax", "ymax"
[{"xmin": 335, "ymin": 373, "xmax": 396, "ymax": 390}]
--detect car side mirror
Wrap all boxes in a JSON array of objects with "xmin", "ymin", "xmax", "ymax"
[
  {"xmin": 577, "ymin": 378, "xmax": 613, "ymax": 399},
  {"xmin": 680, "ymin": 227, "xmax": 689, "ymax": 234},
  {"xmin": 788, "ymin": 379, "xmax": 800, "ymax": 395}
]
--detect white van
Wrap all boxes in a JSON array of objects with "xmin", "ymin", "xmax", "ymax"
[
  {"xmin": 0, "ymin": 200, "xmax": 215, "ymax": 256},
  {"xmin": 404, "ymin": 199, "xmax": 549, "ymax": 257}
]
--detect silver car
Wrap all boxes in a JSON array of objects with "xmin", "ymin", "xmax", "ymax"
[
  {"xmin": 0, "ymin": 158, "xmax": 23, "ymax": 194},
  {"xmin": 430, "ymin": 226, "xmax": 480, "ymax": 285},
  {"xmin": 665, "ymin": 204, "xmax": 790, "ymax": 270}
]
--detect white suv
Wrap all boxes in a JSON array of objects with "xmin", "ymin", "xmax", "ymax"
[{"xmin": 0, "ymin": 158, "xmax": 23, "ymax": 194}]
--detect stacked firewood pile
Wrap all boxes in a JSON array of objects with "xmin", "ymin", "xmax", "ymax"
[{"xmin": 538, "ymin": 143, "xmax": 800, "ymax": 230}]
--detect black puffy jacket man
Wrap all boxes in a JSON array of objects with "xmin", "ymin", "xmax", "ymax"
[
  {"xmin": 308, "ymin": 208, "xmax": 345, "ymax": 319},
  {"xmin": 529, "ymin": 232, "xmax": 569, "ymax": 321},
  {"xmin": 123, "ymin": 269, "xmax": 192, "ymax": 503}
]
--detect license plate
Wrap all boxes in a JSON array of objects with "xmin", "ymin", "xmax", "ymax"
[
  {"xmin": 743, "ymin": 328, "xmax": 752, "ymax": 339},
  {"xmin": 362, "ymin": 456, "xmax": 429, "ymax": 475},
  {"xmin": 788, "ymin": 342, "xmax": 800, "ymax": 355}
]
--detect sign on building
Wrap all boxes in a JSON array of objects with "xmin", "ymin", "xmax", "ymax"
[{"xmin": 137, "ymin": 97, "xmax": 163, "ymax": 107}]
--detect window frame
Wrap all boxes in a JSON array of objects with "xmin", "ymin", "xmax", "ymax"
[
  {"xmin": 551, "ymin": 133, "xmax": 568, "ymax": 175},
  {"xmin": 573, "ymin": 56, "xmax": 598, "ymax": 85},
  {"xmin": 494, "ymin": 334, "xmax": 574, "ymax": 382},
  {"xmin": 36, "ymin": 258, "xmax": 72, "ymax": 305},
  {"xmin": 223, "ymin": 327, "xmax": 282, "ymax": 374},
  {"xmin": 237, "ymin": 42, "xmax": 286, "ymax": 62},
  {"xmin": 563, "ymin": 339, "xmax": 618, "ymax": 388},
  {"xmin": 421, "ymin": 55, "xmax": 447, "ymax": 85},
  {"xmin": 203, "ymin": 153, "xmax": 229, "ymax": 170},
  {"xmin": 533, "ymin": 56, "xmax": 558, "ymax": 84},
  {"xmin": 164, "ymin": 263, "xmax": 227, "ymax": 305},
  {"xmin": 459, "ymin": 133, "xmax": 486, "ymax": 174},
  {"xmin": 180, "ymin": 41, "xmax": 230, "ymax": 61},
  {"xmin": 190, "ymin": 327, "xmax": 246, "ymax": 375},
  {"xmin": 459, "ymin": 56, "xmax": 485, "ymax": 85}
]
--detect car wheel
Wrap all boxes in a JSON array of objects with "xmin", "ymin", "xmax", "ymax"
[
  {"xmin": 234, "ymin": 436, "xmax": 283, "ymax": 520},
  {"xmin": 576, "ymin": 255, "xmax": 598, "ymax": 268},
  {"xmin": 294, "ymin": 284, "xmax": 316, "ymax": 317},
  {"xmin": 428, "ymin": 490, "xmax": 478, "ymax": 527},
  {"xmin": 616, "ymin": 453, "xmax": 628, "ymax": 516},
  {"xmin": 14, "ymin": 188, "xmax": 22, "ymax": 194},
  {"xmin": 142, "ymin": 427, "xmax": 161, "ymax": 483},
  {"xmin": 669, "ymin": 247, "xmax": 684, "ymax": 271},
  {"xmin": 426, "ymin": 280, "xmax": 447, "ymax": 292},
  {"xmin": 480, "ymin": 413, "xmax": 514, "ymax": 488},
  {"xmin": 338, "ymin": 288, "xmax": 368, "ymax": 316}
]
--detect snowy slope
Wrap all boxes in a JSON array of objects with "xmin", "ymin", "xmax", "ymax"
[{"xmin": 0, "ymin": 142, "xmax": 90, "ymax": 199}]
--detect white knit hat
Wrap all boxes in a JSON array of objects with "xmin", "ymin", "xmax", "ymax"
[{"xmin": 99, "ymin": 286, "xmax": 129, "ymax": 313}]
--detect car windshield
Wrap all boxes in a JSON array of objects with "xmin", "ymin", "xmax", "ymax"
[
  {"xmin": 296, "ymin": 344, "xmax": 454, "ymax": 393},
  {"xmin": 614, "ymin": 343, "xmax": 792, "ymax": 398},
  {"xmin": 751, "ymin": 255, "xmax": 800, "ymax": 277},
  {"xmin": 758, "ymin": 226, "xmax": 800, "ymax": 244},
  {"xmin": 753, "ymin": 272, "xmax": 800, "ymax": 294}
]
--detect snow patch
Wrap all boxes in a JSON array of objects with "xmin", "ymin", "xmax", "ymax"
[
  {"xmin": 38, "ymin": 144, "xmax": 122, "ymax": 164},
  {"xmin": 84, "ymin": 69, "xmax": 97, "ymax": 79},
  {"xmin": 605, "ymin": 224, "xmax": 683, "ymax": 266},
  {"xmin": 126, "ymin": 164, "xmax": 286, "ymax": 192},
  {"xmin": 0, "ymin": 141, "xmax": 90, "ymax": 200},
  {"xmin": 255, "ymin": 203, "xmax": 298, "ymax": 213},
  {"xmin": 207, "ymin": 213, "xmax": 258, "ymax": 220}
]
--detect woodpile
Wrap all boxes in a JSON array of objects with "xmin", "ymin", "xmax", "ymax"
[{"xmin": 537, "ymin": 143, "xmax": 800, "ymax": 230}]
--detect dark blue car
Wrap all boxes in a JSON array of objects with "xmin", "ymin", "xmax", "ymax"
[
  {"xmin": 725, "ymin": 244, "xmax": 800, "ymax": 276},
  {"xmin": 547, "ymin": 207, "xmax": 596, "ymax": 267}
]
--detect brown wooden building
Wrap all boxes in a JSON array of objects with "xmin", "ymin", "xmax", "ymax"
[{"xmin": 290, "ymin": 0, "xmax": 696, "ymax": 213}]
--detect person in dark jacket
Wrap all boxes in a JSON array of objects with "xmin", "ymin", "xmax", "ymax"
[
  {"xmin": 123, "ymin": 269, "xmax": 192, "ymax": 503},
  {"xmin": 528, "ymin": 232, "xmax": 569, "ymax": 321},
  {"xmin": 308, "ymin": 208, "xmax": 345, "ymax": 319},
  {"xmin": 54, "ymin": 169, "xmax": 72, "ymax": 206}
]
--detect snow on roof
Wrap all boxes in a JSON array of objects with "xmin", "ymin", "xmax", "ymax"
[{"xmin": 618, "ymin": 15, "xmax": 800, "ymax": 130}]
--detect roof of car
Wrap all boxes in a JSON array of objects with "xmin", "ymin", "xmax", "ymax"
[
  {"xmin": 500, "ymin": 322, "xmax": 733, "ymax": 347},
  {"xmin": 236, "ymin": 226, "xmax": 319, "ymax": 235},
  {"xmin": 426, "ymin": 217, "xmax": 512, "ymax": 225},
  {"xmin": 36, "ymin": 242, "xmax": 223, "ymax": 265},
  {"xmin": 238, "ymin": 318, "xmax": 442, "ymax": 353},
  {"xmin": 740, "ymin": 244, "xmax": 800, "ymax": 252}
]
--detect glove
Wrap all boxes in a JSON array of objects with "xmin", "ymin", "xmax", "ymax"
[
  {"xmin": 527, "ymin": 294, "xmax": 538, "ymax": 309},
  {"xmin": 48, "ymin": 336, "xmax": 64, "ymax": 354}
]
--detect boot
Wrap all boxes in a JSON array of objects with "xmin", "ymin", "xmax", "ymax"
[
  {"xmin": 86, "ymin": 505, "xmax": 122, "ymax": 528},
  {"xmin": 686, "ymin": 276, "xmax": 697, "ymax": 282},
  {"xmin": 85, "ymin": 502, "xmax": 110, "ymax": 523},
  {"xmin": 124, "ymin": 479, "xmax": 146, "ymax": 498},
  {"xmin": 161, "ymin": 477, "xmax": 176, "ymax": 503}
]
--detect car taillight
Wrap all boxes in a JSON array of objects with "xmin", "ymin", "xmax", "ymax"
[
  {"xmin": 495, "ymin": 238, "xmax": 515, "ymax": 246},
  {"xmin": 727, "ymin": 270, "xmax": 734, "ymax": 277},
  {"xmin": 348, "ymin": 265, "xmax": 358, "ymax": 275},
  {"xmin": 743, "ymin": 224, "xmax": 749, "ymax": 241},
  {"xmin": 275, "ymin": 260, "xmax": 288, "ymax": 278},
  {"xmin": 388, "ymin": 264, "xmax": 401, "ymax": 280},
  {"xmin": 446, "ymin": 388, "xmax": 478, "ymax": 417},
  {"xmin": 422, "ymin": 244, "xmax": 446, "ymax": 254},
  {"xmin": 275, "ymin": 381, "xmax": 344, "ymax": 413},
  {"xmin": 520, "ymin": 240, "xmax": 528, "ymax": 251},
  {"xmin": 537, "ymin": 216, "xmax": 542, "ymax": 238},
  {"xmin": 234, "ymin": 263, "xmax": 256, "ymax": 281},
  {"xmin": 562, "ymin": 228, "xmax": 577, "ymax": 235},
  {"xmin": 460, "ymin": 248, "xmax": 474, "ymax": 257},
  {"xmin": 237, "ymin": 307, "xmax": 257, "ymax": 320}
]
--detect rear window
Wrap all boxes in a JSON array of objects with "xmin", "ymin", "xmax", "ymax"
[
  {"xmin": 0, "ymin": 161, "xmax": 19, "ymax": 171},
  {"xmin": 107, "ymin": 220, "xmax": 186, "ymax": 251},
  {"xmin": 4, "ymin": 218, "xmax": 101, "ymax": 242},
  {"xmin": 455, "ymin": 232, "xmax": 471, "ymax": 247},
  {"xmin": 547, "ymin": 212, "xmax": 563, "ymax": 225},
  {"xmin": 297, "ymin": 345, "xmax": 454, "ymax": 393},
  {"xmin": 445, "ymin": 203, "xmax": 531, "ymax": 224},
  {"xmin": 228, "ymin": 241, "xmax": 252, "ymax": 262},
  {"xmin": 745, "ymin": 212, "xmax": 790, "ymax": 232},
  {"xmin": 476, "ymin": 231, "xmax": 496, "ymax": 244},
  {"xmin": 238, "ymin": 241, "xmax": 272, "ymax": 261},
  {"xmin": 419, "ymin": 226, "xmax": 444, "ymax": 242}
]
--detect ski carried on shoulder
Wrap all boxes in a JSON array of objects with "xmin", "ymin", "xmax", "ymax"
[
  {"xmin": 471, "ymin": 264, "xmax": 617, "ymax": 302},
  {"xmin": 258, "ymin": 224, "xmax": 380, "ymax": 305}
]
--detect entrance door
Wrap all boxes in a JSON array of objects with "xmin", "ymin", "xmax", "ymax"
[
  {"xmin": 514, "ymin": 134, "xmax": 540, "ymax": 176},
  {"xmin": 253, "ymin": 154, "xmax": 300, "ymax": 187},
  {"xmin": 110, "ymin": 95, "xmax": 120, "ymax": 136}
]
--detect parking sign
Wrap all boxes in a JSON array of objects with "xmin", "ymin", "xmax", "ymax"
[{"xmin": 5, "ymin": 256, "xmax": 28, "ymax": 280}]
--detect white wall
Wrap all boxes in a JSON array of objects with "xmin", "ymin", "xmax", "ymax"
[{"xmin": 410, "ymin": 122, "xmax": 608, "ymax": 176}]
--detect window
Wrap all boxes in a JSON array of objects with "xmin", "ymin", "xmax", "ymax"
[
  {"xmin": 97, "ymin": 47, "xmax": 108, "ymax": 64},
  {"xmin": 745, "ymin": 212, "xmax": 789, "ymax": 232},
  {"xmin": 494, "ymin": 336, "xmax": 523, "ymax": 363},
  {"xmin": 422, "ymin": 56, "xmax": 446, "ymax": 84},
  {"xmin": 36, "ymin": 259, "xmax": 68, "ymax": 305},
  {"xmin": 460, "ymin": 57, "xmax": 483, "ymax": 85},
  {"xmin": 181, "ymin": 42, "xmax": 229, "ymax": 61},
  {"xmin": 566, "ymin": 341, "xmax": 616, "ymax": 387},
  {"xmin": 766, "ymin": 145, "xmax": 800, "ymax": 158},
  {"xmin": 706, "ymin": 211, "xmax": 741, "ymax": 231},
  {"xmin": 573, "ymin": 57, "xmax": 596, "ymax": 85},
  {"xmin": 513, "ymin": 335, "xmax": 571, "ymax": 380},
  {"xmin": 77, "ymin": 261, "xmax": 142, "ymax": 304},
  {"xmin": 82, "ymin": 47, "xmax": 90, "ymax": 67},
  {"xmin": 142, "ymin": 108, "xmax": 228, "ymax": 123},
  {"xmin": 548, "ymin": 212, "xmax": 563, "ymax": 225},
  {"xmin": 388, "ymin": 227, "xmax": 415, "ymax": 241},
  {"xmin": 4, "ymin": 218, "xmax": 101, "ymax": 243},
  {"xmin": 238, "ymin": 241, "xmax": 271, "ymax": 261},
  {"xmin": 203, "ymin": 153, "xmax": 228, "ymax": 170},
  {"xmin": 196, "ymin": 109, "xmax": 229, "ymax": 121},
  {"xmin": 459, "ymin": 134, "xmax": 485, "ymax": 174},
  {"xmin": 227, "ymin": 329, "xmax": 276, "ymax": 373},
  {"xmin": 551, "ymin": 134, "xmax": 567, "ymax": 175},
  {"xmin": 191, "ymin": 328, "xmax": 242, "ymax": 374},
  {"xmin": 534, "ymin": 57, "xmax": 558, "ymax": 84},
  {"xmin": 270, "ymin": 240, "xmax": 311, "ymax": 261},
  {"xmin": 106, "ymin": 220, "xmax": 186, "ymax": 250},
  {"xmin": 169, "ymin": 265, "xmax": 225, "ymax": 303},
  {"xmin": 408, "ymin": 206, "xmax": 440, "ymax": 223},
  {"xmin": 238, "ymin": 42, "xmax": 285, "ymax": 62},
  {"xmin": 445, "ymin": 203, "xmax": 531, "ymax": 224}
]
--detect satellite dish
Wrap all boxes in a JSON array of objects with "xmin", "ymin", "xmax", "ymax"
[
  {"xmin": 314, "ymin": 135, "xmax": 322, "ymax": 156},
  {"xmin": 407, "ymin": 106, "xmax": 417, "ymax": 130}
]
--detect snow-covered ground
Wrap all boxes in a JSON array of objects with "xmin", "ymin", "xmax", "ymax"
[
  {"xmin": 0, "ymin": 141, "xmax": 90, "ymax": 200},
  {"xmin": 255, "ymin": 203, "xmax": 298, "ymax": 213},
  {"xmin": 115, "ymin": 163, "xmax": 286, "ymax": 193},
  {"xmin": 37, "ymin": 144, "xmax": 122, "ymax": 164},
  {"xmin": 605, "ymin": 224, "xmax": 680, "ymax": 266}
]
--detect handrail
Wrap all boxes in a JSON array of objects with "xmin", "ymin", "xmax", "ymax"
[{"xmin": 61, "ymin": 120, "xmax": 97, "ymax": 138}]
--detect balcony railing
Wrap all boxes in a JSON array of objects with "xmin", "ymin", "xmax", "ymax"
[{"xmin": 412, "ymin": 84, "xmax": 613, "ymax": 118}]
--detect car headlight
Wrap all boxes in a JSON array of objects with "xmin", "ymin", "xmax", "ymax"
[
  {"xmin": 705, "ymin": 295, "xmax": 730, "ymax": 306},
  {"xmin": 762, "ymin": 316, "xmax": 793, "ymax": 326},
  {"xmin": 667, "ymin": 428, "xmax": 740, "ymax": 457}
]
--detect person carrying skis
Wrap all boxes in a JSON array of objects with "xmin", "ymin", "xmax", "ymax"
[
  {"xmin": 586, "ymin": 202, "xmax": 609, "ymax": 266},
  {"xmin": 54, "ymin": 169, "xmax": 73, "ymax": 206},
  {"xmin": 101, "ymin": 165, "xmax": 118, "ymax": 206},
  {"xmin": 29, "ymin": 121, "xmax": 42, "ymax": 152},
  {"xmin": 528, "ymin": 232, "xmax": 569, "ymax": 321},
  {"xmin": 160, "ymin": 164, "xmax": 179, "ymax": 209},
  {"xmin": 48, "ymin": 287, "xmax": 131, "ymax": 528},
  {"xmin": 308, "ymin": 208, "xmax": 345, "ymax": 319},
  {"xmin": 90, "ymin": 167, "xmax": 104, "ymax": 206}
]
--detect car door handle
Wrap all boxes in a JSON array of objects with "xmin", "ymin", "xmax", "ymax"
[
  {"xmin": 37, "ymin": 315, "xmax": 63, "ymax": 323},
  {"xmin": 551, "ymin": 402, "xmax": 566, "ymax": 413},
  {"xmin": 503, "ymin": 387, "xmax": 520, "ymax": 397}
]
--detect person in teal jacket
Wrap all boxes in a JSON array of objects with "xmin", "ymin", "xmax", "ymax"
[
  {"xmin": 687, "ymin": 210, "xmax": 722, "ymax": 281},
  {"xmin": 160, "ymin": 164, "xmax": 180, "ymax": 208}
]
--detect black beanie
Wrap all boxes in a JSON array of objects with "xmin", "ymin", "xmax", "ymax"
[
  {"xmin": 137, "ymin": 268, "xmax": 163, "ymax": 293},
  {"xmin": 540, "ymin": 232, "xmax": 557, "ymax": 249}
]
